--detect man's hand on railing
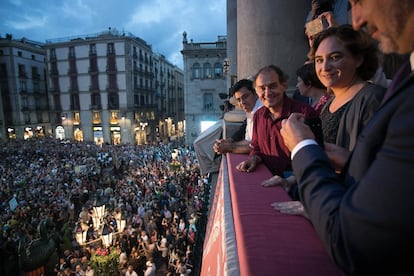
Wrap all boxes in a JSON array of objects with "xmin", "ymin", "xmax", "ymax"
[
  {"xmin": 271, "ymin": 201, "xmax": 309, "ymax": 219},
  {"xmin": 236, "ymin": 154, "xmax": 261, "ymax": 173},
  {"xmin": 261, "ymin": 175, "xmax": 296, "ymax": 192}
]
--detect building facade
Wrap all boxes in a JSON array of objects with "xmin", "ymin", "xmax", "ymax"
[
  {"xmin": 43, "ymin": 28, "xmax": 183, "ymax": 145},
  {"xmin": 181, "ymin": 33, "xmax": 227, "ymax": 144},
  {"xmin": 0, "ymin": 34, "xmax": 49, "ymax": 141}
]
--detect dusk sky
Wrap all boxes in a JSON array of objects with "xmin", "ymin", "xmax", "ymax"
[{"xmin": 0, "ymin": 0, "xmax": 227, "ymax": 69}]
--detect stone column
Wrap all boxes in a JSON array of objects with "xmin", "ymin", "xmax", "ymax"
[
  {"xmin": 226, "ymin": 0, "xmax": 238, "ymax": 88},
  {"xmin": 237, "ymin": 0, "xmax": 310, "ymax": 87}
]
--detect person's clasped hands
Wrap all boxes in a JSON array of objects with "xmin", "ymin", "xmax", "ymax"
[{"xmin": 213, "ymin": 139, "xmax": 233, "ymax": 154}]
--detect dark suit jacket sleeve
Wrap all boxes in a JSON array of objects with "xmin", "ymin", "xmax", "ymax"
[{"xmin": 293, "ymin": 78, "xmax": 414, "ymax": 274}]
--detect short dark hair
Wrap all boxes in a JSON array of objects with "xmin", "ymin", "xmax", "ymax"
[
  {"xmin": 296, "ymin": 62, "xmax": 325, "ymax": 89},
  {"xmin": 308, "ymin": 24, "xmax": 379, "ymax": 81},
  {"xmin": 229, "ymin": 79, "xmax": 255, "ymax": 97},
  {"xmin": 254, "ymin": 65, "xmax": 289, "ymax": 84}
]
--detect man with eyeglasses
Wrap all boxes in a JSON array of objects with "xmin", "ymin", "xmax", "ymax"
[
  {"xmin": 213, "ymin": 79, "xmax": 263, "ymax": 154},
  {"xmin": 236, "ymin": 65, "xmax": 318, "ymax": 190},
  {"xmin": 280, "ymin": 0, "xmax": 414, "ymax": 274}
]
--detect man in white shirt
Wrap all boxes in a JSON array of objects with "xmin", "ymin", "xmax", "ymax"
[{"xmin": 213, "ymin": 79, "xmax": 263, "ymax": 154}]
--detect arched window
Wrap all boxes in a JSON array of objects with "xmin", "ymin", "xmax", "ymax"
[
  {"xmin": 214, "ymin": 62, "xmax": 223, "ymax": 78},
  {"xmin": 192, "ymin": 63, "xmax": 201, "ymax": 79},
  {"xmin": 203, "ymin": 63, "xmax": 212, "ymax": 79}
]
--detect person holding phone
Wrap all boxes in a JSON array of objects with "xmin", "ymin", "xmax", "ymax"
[
  {"xmin": 305, "ymin": 0, "xmax": 349, "ymax": 46},
  {"xmin": 280, "ymin": 0, "xmax": 414, "ymax": 274}
]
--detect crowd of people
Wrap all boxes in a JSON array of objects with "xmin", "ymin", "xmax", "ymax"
[
  {"xmin": 1, "ymin": 0, "xmax": 414, "ymax": 275},
  {"xmin": 0, "ymin": 138, "xmax": 210, "ymax": 275}
]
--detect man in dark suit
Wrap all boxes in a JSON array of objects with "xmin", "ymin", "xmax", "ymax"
[{"xmin": 280, "ymin": 0, "xmax": 414, "ymax": 275}]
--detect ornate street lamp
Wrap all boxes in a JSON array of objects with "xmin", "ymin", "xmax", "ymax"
[
  {"xmin": 101, "ymin": 224, "xmax": 113, "ymax": 248},
  {"xmin": 116, "ymin": 219, "xmax": 126, "ymax": 233},
  {"xmin": 139, "ymin": 122, "xmax": 148, "ymax": 144},
  {"xmin": 171, "ymin": 149, "xmax": 178, "ymax": 160},
  {"xmin": 75, "ymin": 223, "xmax": 89, "ymax": 246},
  {"xmin": 114, "ymin": 209, "xmax": 126, "ymax": 233},
  {"xmin": 92, "ymin": 205, "xmax": 105, "ymax": 230}
]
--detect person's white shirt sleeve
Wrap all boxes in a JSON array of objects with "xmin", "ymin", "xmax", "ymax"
[{"xmin": 290, "ymin": 139, "xmax": 318, "ymax": 159}]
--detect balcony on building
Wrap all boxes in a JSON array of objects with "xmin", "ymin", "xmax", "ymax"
[
  {"xmin": 89, "ymin": 104, "xmax": 102, "ymax": 110},
  {"xmin": 18, "ymin": 71, "xmax": 28, "ymax": 79},
  {"xmin": 88, "ymin": 66, "xmax": 99, "ymax": 75},
  {"xmin": 32, "ymin": 73, "xmax": 41, "ymax": 80}
]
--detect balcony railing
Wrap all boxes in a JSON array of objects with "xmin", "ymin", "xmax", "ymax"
[{"xmin": 89, "ymin": 104, "xmax": 102, "ymax": 110}]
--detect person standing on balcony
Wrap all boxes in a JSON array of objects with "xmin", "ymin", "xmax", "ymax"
[
  {"xmin": 213, "ymin": 79, "xmax": 263, "ymax": 154},
  {"xmin": 280, "ymin": 0, "xmax": 414, "ymax": 274},
  {"xmin": 236, "ymin": 65, "xmax": 318, "ymax": 188}
]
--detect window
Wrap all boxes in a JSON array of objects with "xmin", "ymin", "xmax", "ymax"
[
  {"xmin": 24, "ymin": 113, "xmax": 30, "ymax": 124},
  {"xmin": 69, "ymin": 46, "xmax": 75, "ymax": 58},
  {"xmin": 0, "ymin": 64, "xmax": 7, "ymax": 77},
  {"xmin": 203, "ymin": 63, "xmax": 212, "ymax": 79},
  {"xmin": 31, "ymin": 55, "xmax": 35, "ymax": 60},
  {"xmin": 107, "ymin": 43, "xmax": 114, "ymax": 54},
  {"xmin": 108, "ymin": 93, "xmax": 119, "ymax": 109},
  {"xmin": 90, "ymin": 74, "xmax": 99, "ymax": 90},
  {"xmin": 203, "ymin": 93, "xmax": 213, "ymax": 110},
  {"xmin": 192, "ymin": 63, "xmax": 201, "ymax": 79},
  {"xmin": 18, "ymin": 64, "xmax": 26, "ymax": 77},
  {"xmin": 19, "ymin": 80, "xmax": 27, "ymax": 92},
  {"xmin": 92, "ymin": 111, "xmax": 101, "ymax": 124},
  {"xmin": 214, "ymin": 63, "xmax": 223, "ymax": 78},
  {"xmin": 50, "ymin": 49, "xmax": 56, "ymax": 59},
  {"xmin": 73, "ymin": 112, "xmax": 80, "ymax": 125},
  {"xmin": 134, "ymin": 76, "xmax": 138, "ymax": 89},
  {"xmin": 33, "ymin": 82, "xmax": 40, "ymax": 93},
  {"xmin": 51, "ymin": 63, "xmax": 58, "ymax": 73},
  {"xmin": 134, "ymin": 112, "xmax": 141, "ymax": 122},
  {"xmin": 70, "ymin": 76, "xmax": 78, "ymax": 91},
  {"xmin": 90, "ymin": 44, "xmax": 96, "ymax": 54},
  {"xmin": 32, "ymin": 66, "xmax": 40, "ymax": 79},
  {"xmin": 91, "ymin": 94, "xmax": 101, "ymax": 107},
  {"xmin": 71, "ymin": 94, "xmax": 80, "ymax": 110},
  {"xmin": 18, "ymin": 51, "xmax": 22, "ymax": 57},
  {"xmin": 108, "ymin": 74, "xmax": 117, "ymax": 90},
  {"xmin": 110, "ymin": 111, "xmax": 118, "ymax": 124},
  {"xmin": 22, "ymin": 97, "xmax": 28, "ymax": 108}
]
